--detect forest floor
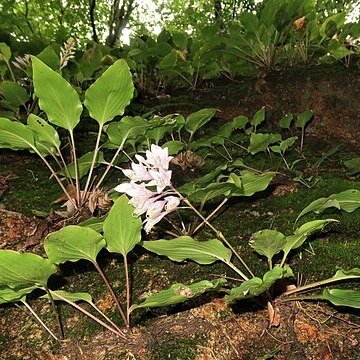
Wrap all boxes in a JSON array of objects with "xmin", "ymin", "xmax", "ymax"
[{"xmin": 1, "ymin": 64, "xmax": 360, "ymax": 359}]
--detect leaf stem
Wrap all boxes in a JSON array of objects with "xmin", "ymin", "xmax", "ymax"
[
  {"xmin": 95, "ymin": 140, "xmax": 125, "ymax": 190},
  {"xmin": 69, "ymin": 131, "xmax": 81, "ymax": 206},
  {"xmin": 172, "ymin": 187, "xmax": 254, "ymax": 279},
  {"xmin": 283, "ymin": 275, "xmax": 360, "ymax": 297},
  {"xmin": 20, "ymin": 300, "xmax": 59, "ymax": 341},
  {"xmin": 83, "ymin": 124, "xmax": 103, "ymax": 197},
  {"xmin": 44, "ymin": 286, "xmax": 64, "ymax": 339},
  {"xmin": 123, "ymin": 255, "xmax": 131, "ymax": 326},
  {"xmin": 48, "ymin": 289, "xmax": 127, "ymax": 339},
  {"xmin": 92, "ymin": 261, "xmax": 129, "ymax": 327}
]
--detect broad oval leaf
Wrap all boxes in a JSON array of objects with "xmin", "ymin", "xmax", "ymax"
[
  {"xmin": 225, "ymin": 265, "xmax": 293, "ymax": 303},
  {"xmin": 296, "ymin": 189, "xmax": 360, "ymax": 223},
  {"xmin": 230, "ymin": 170, "xmax": 275, "ymax": 197},
  {"xmin": 130, "ymin": 279, "xmax": 226, "ymax": 313},
  {"xmin": 0, "ymin": 117, "xmax": 35, "ymax": 151},
  {"xmin": 295, "ymin": 110, "xmax": 313, "ymax": 129},
  {"xmin": 106, "ymin": 116, "xmax": 149, "ymax": 146},
  {"xmin": 41, "ymin": 290, "xmax": 93, "ymax": 303},
  {"xmin": 279, "ymin": 112, "xmax": 294, "ymax": 129},
  {"xmin": 0, "ymin": 286, "xmax": 36, "ymax": 304},
  {"xmin": 0, "ymin": 250, "xmax": 57, "ymax": 289},
  {"xmin": 142, "ymin": 237, "xmax": 232, "ymax": 265},
  {"xmin": 250, "ymin": 229, "xmax": 286, "ymax": 262},
  {"xmin": 281, "ymin": 219, "xmax": 338, "ymax": 264},
  {"xmin": 84, "ymin": 59, "xmax": 134, "ymax": 125},
  {"xmin": 251, "ymin": 107, "xmax": 266, "ymax": 129},
  {"xmin": 32, "ymin": 56, "xmax": 82, "ymax": 132},
  {"xmin": 184, "ymin": 108, "xmax": 217, "ymax": 136},
  {"xmin": 0, "ymin": 43, "xmax": 11, "ymax": 62},
  {"xmin": 248, "ymin": 133, "xmax": 281, "ymax": 155},
  {"xmin": 2, "ymin": 81, "xmax": 30, "ymax": 107},
  {"xmin": 323, "ymin": 289, "xmax": 360, "ymax": 309},
  {"xmin": 45, "ymin": 225, "xmax": 106, "ymax": 264},
  {"xmin": 104, "ymin": 194, "xmax": 142, "ymax": 256},
  {"xmin": 27, "ymin": 114, "xmax": 61, "ymax": 151}
]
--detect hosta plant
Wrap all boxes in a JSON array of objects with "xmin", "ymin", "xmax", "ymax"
[
  {"xmin": 2, "ymin": 146, "xmax": 360, "ymax": 342},
  {"xmin": 0, "ymin": 56, "xmax": 134, "ymax": 217}
]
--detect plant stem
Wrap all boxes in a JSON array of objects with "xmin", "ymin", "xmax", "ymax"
[
  {"xmin": 92, "ymin": 261, "xmax": 129, "ymax": 327},
  {"xmin": 88, "ymin": 302, "xmax": 126, "ymax": 336},
  {"xmin": 283, "ymin": 275, "xmax": 360, "ymax": 297},
  {"xmin": 69, "ymin": 131, "xmax": 81, "ymax": 206},
  {"xmin": 83, "ymin": 124, "xmax": 103, "ymax": 198},
  {"xmin": 95, "ymin": 140, "xmax": 125, "ymax": 190},
  {"xmin": 44, "ymin": 286, "xmax": 64, "ymax": 339},
  {"xmin": 48, "ymin": 290, "xmax": 127, "ymax": 339},
  {"xmin": 37, "ymin": 151, "xmax": 77, "ymax": 209},
  {"xmin": 193, "ymin": 198, "xmax": 228, "ymax": 234},
  {"xmin": 224, "ymin": 260, "xmax": 249, "ymax": 281},
  {"xmin": 173, "ymin": 187, "xmax": 255, "ymax": 279},
  {"xmin": 5, "ymin": 59, "xmax": 16, "ymax": 82},
  {"xmin": 20, "ymin": 300, "xmax": 59, "ymax": 341},
  {"xmin": 123, "ymin": 255, "xmax": 131, "ymax": 326}
]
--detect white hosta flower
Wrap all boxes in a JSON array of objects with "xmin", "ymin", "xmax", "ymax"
[
  {"xmin": 114, "ymin": 182, "xmax": 154, "ymax": 198},
  {"xmin": 164, "ymin": 196, "xmax": 181, "ymax": 212},
  {"xmin": 143, "ymin": 211, "xmax": 168, "ymax": 234},
  {"xmin": 145, "ymin": 144, "xmax": 173, "ymax": 169},
  {"xmin": 130, "ymin": 193, "xmax": 163, "ymax": 216},
  {"xmin": 122, "ymin": 162, "xmax": 152, "ymax": 182},
  {"xmin": 145, "ymin": 200, "xmax": 166, "ymax": 219},
  {"xmin": 148, "ymin": 168, "xmax": 172, "ymax": 193},
  {"xmin": 115, "ymin": 145, "xmax": 180, "ymax": 233}
]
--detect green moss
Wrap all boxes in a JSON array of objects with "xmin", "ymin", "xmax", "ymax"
[
  {"xmin": 0, "ymin": 153, "xmax": 60, "ymax": 215},
  {"xmin": 150, "ymin": 334, "xmax": 204, "ymax": 360}
]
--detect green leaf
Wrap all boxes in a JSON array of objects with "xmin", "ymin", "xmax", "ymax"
[
  {"xmin": 232, "ymin": 115, "xmax": 248, "ymax": 130},
  {"xmin": 130, "ymin": 279, "xmax": 226, "ymax": 313},
  {"xmin": 78, "ymin": 216, "xmax": 106, "ymax": 233},
  {"xmin": 27, "ymin": 114, "xmax": 61, "ymax": 152},
  {"xmin": 37, "ymin": 45, "xmax": 60, "ymax": 70},
  {"xmin": 2, "ymin": 81, "xmax": 30, "ymax": 107},
  {"xmin": 296, "ymin": 189, "xmax": 360, "ymax": 223},
  {"xmin": 62, "ymin": 151, "xmax": 104, "ymax": 179},
  {"xmin": 0, "ymin": 250, "xmax": 57, "ymax": 289},
  {"xmin": 344, "ymin": 157, "xmax": 360, "ymax": 176},
  {"xmin": 0, "ymin": 117, "xmax": 36, "ymax": 151},
  {"xmin": 0, "ymin": 43, "xmax": 11, "ymax": 62},
  {"xmin": 0, "ymin": 286, "xmax": 36, "ymax": 304},
  {"xmin": 32, "ymin": 56, "xmax": 82, "ymax": 132},
  {"xmin": 230, "ymin": 170, "xmax": 275, "ymax": 197},
  {"xmin": 41, "ymin": 290, "xmax": 93, "ymax": 303},
  {"xmin": 142, "ymin": 237, "xmax": 232, "ymax": 265},
  {"xmin": 251, "ymin": 107, "xmax": 266, "ymax": 129},
  {"xmin": 250, "ymin": 229, "xmax": 286, "ymax": 262},
  {"xmin": 295, "ymin": 111, "xmax": 313, "ymax": 129},
  {"xmin": 44, "ymin": 225, "xmax": 106, "ymax": 264},
  {"xmin": 184, "ymin": 108, "xmax": 217, "ymax": 137},
  {"xmin": 279, "ymin": 113, "xmax": 294, "ymax": 129},
  {"xmin": 248, "ymin": 133, "xmax": 281, "ymax": 155},
  {"xmin": 106, "ymin": 116, "xmax": 150, "ymax": 146},
  {"xmin": 282, "ymin": 219, "xmax": 337, "ymax": 262},
  {"xmin": 323, "ymin": 289, "xmax": 360, "ymax": 309},
  {"xmin": 271, "ymin": 136, "xmax": 297, "ymax": 154},
  {"xmin": 172, "ymin": 32, "xmax": 188, "ymax": 49},
  {"xmin": 162, "ymin": 140, "xmax": 184, "ymax": 155},
  {"xmin": 226, "ymin": 266, "xmax": 293, "ymax": 302},
  {"xmin": 331, "ymin": 267, "xmax": 360, "ymax": 281},
  {"xmin": 84, "ymin": 59, "xmax": 134, "ymax": 125},
  {"xmin": 104, "ymin": 195, "xmax": 142, "ymax": 256}
]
